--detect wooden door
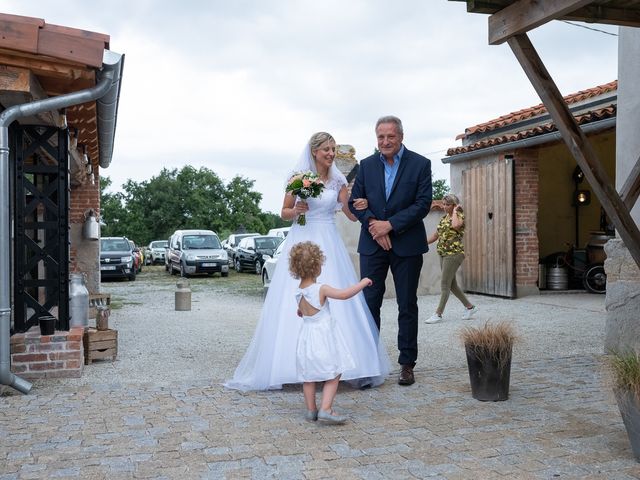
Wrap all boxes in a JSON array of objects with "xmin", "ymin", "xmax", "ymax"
[{"xmin": 462, "ymin": 158, "xmax": 515, "ymax": 297}]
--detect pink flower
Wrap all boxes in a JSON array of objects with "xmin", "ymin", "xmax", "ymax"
[{"xmin": 302, "ymin": 179, "xmax": 311, "ymax": 187}]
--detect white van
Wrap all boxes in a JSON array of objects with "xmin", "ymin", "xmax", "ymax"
[
  {"xmin": 267, "ymin": 227, "xmax": 291, "ymax": 239},
  {"xmin": 167, "ymin": 229, "xmax": 229, "ymax": 277}
]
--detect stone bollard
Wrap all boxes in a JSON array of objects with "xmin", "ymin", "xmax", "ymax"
[{"xmin": 175, "ymin": 279, "xmax": 191, "ymax": 311}]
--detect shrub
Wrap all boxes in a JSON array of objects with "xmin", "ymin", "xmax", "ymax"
[{"xmin": 459, "ymin": 321, "xmax": 518, "ymax": 369}]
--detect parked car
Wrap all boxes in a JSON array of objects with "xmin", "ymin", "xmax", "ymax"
[
  {"xmin": 222, "ymin": 232, "xmax": 260, "ymax": 266},
  {"xmin": 128, "ymin": 240, "xmax": 143, "ymax": 273},
  {"xmin": 100, "ymin": 236, "xmax": 136, "ymax": 281},
  {"xmin": 261, "ymin": 239, "xmax": 285, "ymax": 288},
  {"xmin": 267, "ymin": 227, "xmax": 290, "ymax": 240},
  {"xmin": 164, "ymin": 234, "xmax": 174, "ymax": 272},
  {"xmin": 147, "ymin": 239, "xmax": 169, "ymax": 265},
  {"xmin": 235, "ymin": 235, "xmax": 282, "ymax": 274},
  {"xmin": 167, "ymin": 229, "xmax": 229, "ymax": 277}
]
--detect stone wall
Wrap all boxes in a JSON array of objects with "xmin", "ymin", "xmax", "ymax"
[
  {"xmin": 606, "ymin": 28, "xmax": 640, "ymax": 353},
  {"xmin": 604, "ymin": 239, "xmax": 640, "ymax": 353}
]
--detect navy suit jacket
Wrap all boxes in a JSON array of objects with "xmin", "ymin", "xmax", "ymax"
[{"xmin": 349, "ymin": 147, "xmax": 432, "ymax": 257}]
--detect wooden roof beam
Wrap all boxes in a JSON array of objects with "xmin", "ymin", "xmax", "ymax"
[
  {"xmin": 564, "ymin": 5, "xmax": 640, "ymax": 27},
  {"xmin": 507, "ymin": 32, "xmax": 640, "ymax": 269},
  {"xmin": 619, "ymin": 153, "xmax": 640, "ymax": 210},
  {"xmin": 489, "ymin": 0, "xmax": 594, "ymax": 45},
  {"xmin": 0, "ymin": 65, "xmax": 65, "ymax": 127}
]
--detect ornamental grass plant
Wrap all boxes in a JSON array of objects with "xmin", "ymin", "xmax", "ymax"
[
  {"xmin": 607, "ymin": 350, "xmax": 640, "ymax": 403},
  {"xmin": 459, "ymin": 321, "xmax": 519, "ymax": 370}
]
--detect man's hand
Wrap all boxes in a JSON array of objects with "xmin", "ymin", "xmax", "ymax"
[
  {"xmin": 375, "ymin": 234, "xmax": 392, "ymax": 251},
  {"xmin": 368, "ymin": 219, "xmax": 392, "ymax": 240}
]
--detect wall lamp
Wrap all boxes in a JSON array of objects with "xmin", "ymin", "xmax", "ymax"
[{"xmin": 574, "ymin": 190, "xmax": 591, "ymax": 206}]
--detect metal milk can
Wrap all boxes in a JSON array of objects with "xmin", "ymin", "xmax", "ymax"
[
  {"xmin": 69, "ymin": 273, "xmax": 89, "ymax": 327},
  {"xmin": 82, "ymin": 209, "xmax": 100, "ymax": 240},
  {"xmin": 175, "ymin": 279, "xmax": 191, "ymax": 311}
]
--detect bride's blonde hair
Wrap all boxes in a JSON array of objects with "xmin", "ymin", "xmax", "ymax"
[{"xmin": 308, "ymin": 132, "xmax": 335, "ymax": 153}]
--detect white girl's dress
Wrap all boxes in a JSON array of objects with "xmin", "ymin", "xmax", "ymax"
[
  {"xmin": 295, "ymin": 283, "xmax": 355, "ymax": 381},
  {"xmin": 224, "ymin": 186, "xmax": 390, "ymax": 391}
]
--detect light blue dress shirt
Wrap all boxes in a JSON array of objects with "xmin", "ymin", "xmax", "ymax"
[{"xmin": 379, "ymin": 145, "xmax": 404, "ymax": 200}]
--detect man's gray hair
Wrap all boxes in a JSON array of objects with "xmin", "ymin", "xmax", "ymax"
[{"xmin": 376, "ymin": 115, "xmax": 404, "ymax": 135}]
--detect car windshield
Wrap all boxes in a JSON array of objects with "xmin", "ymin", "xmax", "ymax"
[
  {"xmin": 101, "ymin": 239, "xmax": 130, "ymax": 252},
  {"xmin": 183, "ymin": 235, "xmax": 221, "ymax": 249},
  {"xmin": 236, "ymin": 234, "xmax": 257, "ymax": 242},
  {"xmin": 151, "ymin": 241, "xmax": 168, "ymax": 249},
  {"xmin": 255, "ymin": 237, "xmax": 279, "ymax": 250}
]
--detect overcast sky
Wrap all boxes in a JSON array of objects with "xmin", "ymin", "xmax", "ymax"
[{"xmin": 5, "ymin": 1, "xmax": 619, "ymax": 213}]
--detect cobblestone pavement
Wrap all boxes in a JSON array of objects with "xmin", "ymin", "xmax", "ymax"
[{"xmin": 1, "ymin": 274, "xmax": 640, "ymax": 479}]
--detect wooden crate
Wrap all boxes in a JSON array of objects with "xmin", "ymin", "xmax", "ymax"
[{"xmin": 84, "ymin": 328, "xmax": 117, "ymax": 365}]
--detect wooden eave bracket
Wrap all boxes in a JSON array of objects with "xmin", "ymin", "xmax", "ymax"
[
  {"xmin": 488, "ymin": 0, "xmax": 594, "ymax": 45},
  {"xmin": 507, "ymin": 32, "xmax": 640, "ymax": 270},
  {"xmin": 619, "ymin": 153, "xmax": 640, "ymax": 210}
]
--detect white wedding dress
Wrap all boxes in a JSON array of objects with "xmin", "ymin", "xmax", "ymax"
[{"xmin": 224, "ymin": 186, "xmax": 390, "ymax": 391}]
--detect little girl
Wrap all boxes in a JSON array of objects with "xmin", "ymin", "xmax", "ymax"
[{"xmin": 289, "ymin": 241, "xmax": 372, "ymax": 425}]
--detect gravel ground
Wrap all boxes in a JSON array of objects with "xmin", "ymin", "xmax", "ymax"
[{"xmin": 49, "ymin": 265, "xmax": 606, "ymax": 387}]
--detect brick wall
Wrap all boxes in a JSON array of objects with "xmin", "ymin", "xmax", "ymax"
[
  {"xmin": 69, "ymin": 173, "xmax": 101, "ymax": 292},
  {"xmin": 70, "ymin": 176, "xmax": 100, "ymax": 225},
  {"xmin": 10, "ymin": 327, "xmax": 84, "ymax": 379},
  {"xmin": 514, "ymin": 151, "xmax": 540, "ymax": 291}
]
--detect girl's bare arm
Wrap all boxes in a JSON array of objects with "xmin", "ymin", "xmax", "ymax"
[{"xmin": 320, "ymin": 278, "xmax": 372, "ymax": 303}]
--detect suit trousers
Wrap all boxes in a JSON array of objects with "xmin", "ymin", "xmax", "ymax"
[{"xmin": 360, "ymin": 249, "xmax": 423, "ymax": 367}]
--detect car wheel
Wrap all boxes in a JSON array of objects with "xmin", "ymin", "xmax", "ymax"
[
  {"xmin": 235, "ymin": 258, "xmax": 242, "ymax": 273},
  {"xmin": 254, "ymin": 260, "xmax": 261, "ymax": 275},
  {"xmin": 128, "ymin": 271, "xmax": 136, "ymax": 281},
  {"xmin": 262, "ymin": 269, "xmax": 268, "ymax": 286},
  {"xmin": 221, "ymin": 271, "xmax": 229, "ymax": 277},
  {"xmin": 180, "ymin": 262, "xmax": 187, "ymax": 277}
]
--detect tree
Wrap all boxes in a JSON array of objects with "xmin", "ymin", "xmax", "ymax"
[
  {"xmin": 99, "ymin": 166, "xmax": 277, "ymax": 245},
  {"xmin": 99, "ymin": 176, "xmax": 127, "ymax": 237},
  {"xmin": 433, "ymin": 177, "xmax": 450, "ymax": 200}
]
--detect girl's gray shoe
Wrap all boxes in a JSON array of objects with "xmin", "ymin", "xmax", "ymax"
[{"xmin": 317, "ymin": 410, "xmax": 347, "ymax": 424}]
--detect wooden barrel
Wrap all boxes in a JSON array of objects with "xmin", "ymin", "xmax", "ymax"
[
  {"xmin": 547, "ymin": 266, "xmax": 568, "ymax": 290},
  {"xmin": 587, "ymin": 233, "xmax": 612, "ymax": 264}
]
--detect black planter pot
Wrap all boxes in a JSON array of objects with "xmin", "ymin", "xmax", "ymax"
[
  {"xmin": 615, "ymin": 389, "xmax": 640, "ymax": 462},
  {"xmin": 465, "ymin": 344, "xmax": 512, "ymax": 402},
  {"xmin": 38, "ymin": 315, "xmax": 56, "ymax": 336}
]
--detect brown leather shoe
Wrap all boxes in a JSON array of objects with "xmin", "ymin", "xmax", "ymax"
[{"xmin": 398, "ymin": 365, "xmax": 415, "ymax": 386}]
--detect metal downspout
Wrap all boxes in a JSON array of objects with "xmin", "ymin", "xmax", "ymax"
[{"xmin": 0, "ymin": 50, "xmax": 123, "ymax": 394}]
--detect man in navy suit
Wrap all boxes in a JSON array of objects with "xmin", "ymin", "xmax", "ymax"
[{"xmin": 349, "ymin": 116, "xmax": 432, "ymax": 385}]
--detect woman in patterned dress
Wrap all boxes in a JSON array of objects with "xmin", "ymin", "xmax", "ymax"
[{"xmin": 424, "ymin": 194, "xmax": 477, "ymax": 324}]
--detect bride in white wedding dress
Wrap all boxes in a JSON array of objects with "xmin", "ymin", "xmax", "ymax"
[{"xmin": 224, "ymin": 132, "xmax": 390, "ymax": 391}]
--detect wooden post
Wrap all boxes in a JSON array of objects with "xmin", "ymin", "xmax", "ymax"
[{"xmin": 507, "ymin": 33, "xmax": 640, "ymax": 270}]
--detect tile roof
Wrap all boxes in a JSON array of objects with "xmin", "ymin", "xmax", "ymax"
[{"xmin": 447, "ymin": 81, "xmax": 617, "ymax": 156}]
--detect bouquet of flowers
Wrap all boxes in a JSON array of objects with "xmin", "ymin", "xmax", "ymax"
[{"xmin": 285, "ymin": 171, "xmax": 324, "ymax": 225}]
